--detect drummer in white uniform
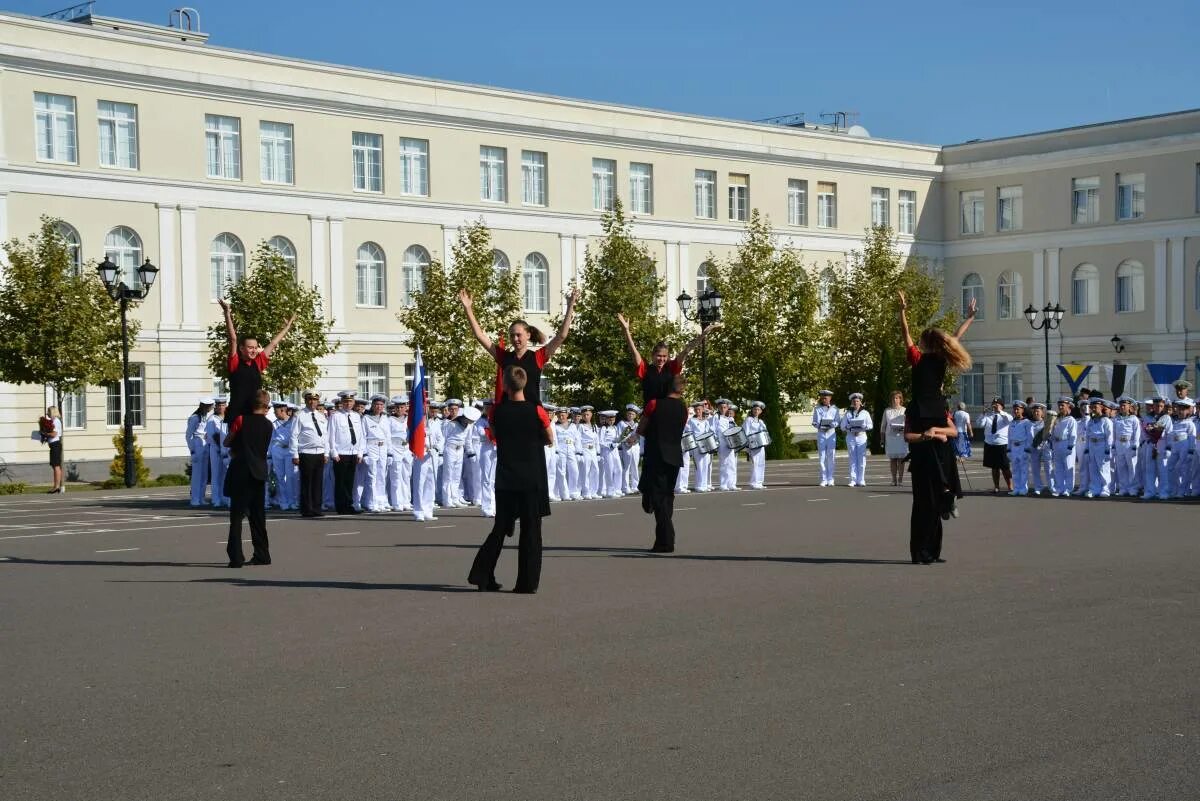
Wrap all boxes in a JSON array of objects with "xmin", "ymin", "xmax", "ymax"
[
  {"xmin": 742, "ymin": 401, "xmax": 769, "ymax": 489},
  {"xmin": 712, "ymin": 398, "xmax": 740, "ymax": 491},
  {"xmin": 812, "ymin": 390, "xmax": 839, "ymax": 487},
  {"xmin": 686, "ymin": 402, "xmax": 715, "ymax": 492},
  {"xmin": 840, "ymin": 392, "xmax": 872, "ymax": 487}
]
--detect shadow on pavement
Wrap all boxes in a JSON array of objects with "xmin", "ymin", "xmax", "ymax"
[
  {"xmin": 1, "ymin": 555, "xmax": 225, "ymax": 568},
  {"xmin": 185, "ymin": 577, "xmax": 477, "ymax": 592}
]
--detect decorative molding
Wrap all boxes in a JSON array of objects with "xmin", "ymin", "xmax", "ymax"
[
  {"xmin": 943, "ymin": 130, "xmax": 1200, "ymax": 180},
  {"xmin": 943, "ymin": 217, "xmax": 1200, "ymax": 259}
]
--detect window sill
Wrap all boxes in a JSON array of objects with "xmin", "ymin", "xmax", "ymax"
[
  {"xmin": 36, "ymin": 157, "xmax": 79, "ymax": 166},
  {"xmin": 1115, "ymin": 308, "xmax": 1145, "ymax": 315},
  {"xmin": 355, "ymin": 304, "xmax": 386, "ymax": 310},
  {"xmin": 401, "ymin": 191, "xmax": 431, "ymax": 199},
  {"xmin": 353, "ymin": 188, "xmax": 384, "ymax": 195},
  {"xmin": 262, "ymin": 179, "xmax": 295, "ymax": 187},
  {"xmin": 206, "ymin": 175, "xmax": 243, "ymax": 182},
  {"xmin": 1115, "ymin": 216, "xmax": 1145, "ymax": 223},
  {"xmin": 99, "ymin": 164, "xmax": 139, "ymax": 172},
  {"xmin": 480, "ymin": 198, "xmax": 508, "ymax": 205}
]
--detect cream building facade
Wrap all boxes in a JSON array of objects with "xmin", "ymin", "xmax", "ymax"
[{"xmin": 0, "ymin": 9, "xmax": 1196, "ymax": 475}]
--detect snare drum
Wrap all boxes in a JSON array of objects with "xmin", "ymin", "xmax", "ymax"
[
  {"xmin": 724, "ymin": 427, "xmax": 749, "ymax": 451},
  {"xmin": 696, "ymin": 432, "xmax": 720, "ymax": 455},
  {"xmin": 747, "ymin": 430, "xmax": 772, "ymax": 450},
  {"xmin": 681, "ymin": 431, "xmax": 698, "ymax": 453}
]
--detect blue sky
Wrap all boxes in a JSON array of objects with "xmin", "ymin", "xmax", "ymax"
[{"xmin": 11, "ymin": 0, "xmax": 1199, "ymax": 144}]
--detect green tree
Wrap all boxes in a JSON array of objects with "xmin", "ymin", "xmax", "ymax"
[
  {"xmin": 756, "ymin": 358, "xmax": 796, "ymax": 459},
  {"xmin": 867, "ymin": 344, "xmax": 895, "ymax": 455},
  {"xmin": 546, "ymin": 199, "xmax": 682, "ymax": 407},
  {"xmin": 817, "ymin": 226, "xmax": 953, "ymax": 416},
  {"xmin": 107, "ymin": 431, "xmax": 151, "ymax": 486},
  {"xmin": 206, "ymin": 242, "xmax": 339, "ymax": 396},
  {"xmin": 0, "ymin": 215, "xmax": 131, "ymax": 411},
  {"xmin": 397, "ymin": 220, "xmax": 521, "ymax": 400},
  {"xmin": 705, "ymin": 209, "xmax": 820, "ymax": 409}
]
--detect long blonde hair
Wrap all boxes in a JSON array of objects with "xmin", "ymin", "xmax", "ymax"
[
  {"xmin": 919, "ymin": 328, "xmax": 972, "ymax": 371},
  {"xmin": 46, "ymin": 406, "xmax": 61, "ymax": 419}
]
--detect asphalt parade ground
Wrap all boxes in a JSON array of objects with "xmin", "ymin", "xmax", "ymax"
[{"xmin": 1, "ymin": 455, "xmax": 1197, "ymax": 801}]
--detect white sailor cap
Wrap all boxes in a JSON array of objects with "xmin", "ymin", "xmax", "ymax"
[
  {"xmin": 1011, "ymin": 400, "xmax": 1026, "ymax": 409},
  {"xmin": 849, "ymin": 392, "xmax": 864, "ymax": 401},
  {"xmin": 353, "ymin": 396, "xmax": 368, "ymax": 406},
  {"xmin": 580, "ymin": 405, "xmax": 595, "ymax": 411},
  {"xmin": 600, "ymin": 409, "xmax": 618, "ymax": 417},
  {"xmin": 199, "ymin": 397, "xmax": 215, "ymax": 405},
  {"xmin": 569, "ymin": 406, "xmax": 581, "ymax": 414},
  {"xmin": 625, "ymin": 403, "xmax": 641, "ymax": 412},
  {"xmin": 1172, "ymin": 397, "xmax": 1194, "ymax": 407},
  {"xmin": 303, "ymin": 390, "xmax": 321, "ymax": 400},
  {"xmin": 1057, "ymin": 396, "xmax": 1075, "ymax": 405},
  {"xmin": 1174, "ymin": 379, "xmax": 1193, "ymax": 389},
  {"xmin": 214, "ymin": 396, "xmax": 228, "ymax": 404},
  {"xmin": 1089, "ymin": 397, "xmax": 1106, "ymax": 406},
  {"xmin": 337, "ymin": 390, "xmax": 356, "ymax": 399},
  {"xmin": 1103, "ymin": 400, "xmax": 1118, "ymax": 409},
  {"xmin": 473, "ymin": 400, "xmax": 485, "ymax": 409},
  {"xmin": 691, "ymin": 401, "xmax": 706, "ymax": 408},
  {"xmin": 368, "ymin": 394, "xmax": 387, "ymax": 403},
  {"xmin": 1143, "ymin": 398, "xmax": 1156, "ymax": 406},
  {"xmin": 1030, "ymin": 402, "xmax": 1047, "ymax": 410},
  {"xmin": 271, "ymin": 399, "xmax": 288, "ymax": 407},
  {"xmin": 1116, "ymin": 395, "xmax": 1135, "ymax": 404},
  {"xmin": 445, "ymin": 398, "xmax": 462, "ymax": 407},
  {"xmin": 286, "ymin": 402, "xmax": 300, "ymax": 411},
  {"xmin": 430, "ymin": 401, "xmax": 445, "ymax": 409},
  {"xmin": 729, "ymin": 404, "xmax": 739, "ymax": 411},
  {"xmin": 817, "ymin": 390, "xmax": 833, "ymax": 397},
  {"xmin": 390, "ymin": 395, "xmax": 408, "ymax": 405},
  {"xmin": 750, "ymin": 400, "xmax": 766, "ymax": 409},
  {"xmin": 322, "ymin": 401, "xmax": 335, "ymax": 409},
  {"xmin": 715, "ymin": 398, "xmax": 731, "ymax": 405}
]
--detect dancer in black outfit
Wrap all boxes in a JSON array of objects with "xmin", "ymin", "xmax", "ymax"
[
  {"xmin": 224, "ymin": 390, "xmax": 275, "ymax": 567},
  {"xmin": 635, "ymin": 373, "xmax": 688, "ymax": 552},
  {"xmin": 468, "ymin": 366, "xmax": 554, "ymax": 594},
  {"xmin": 904, "ymin": 405, "xmax": 959, "ymax": 565}
]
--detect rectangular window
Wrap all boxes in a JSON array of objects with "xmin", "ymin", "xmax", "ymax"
[
  {"xmin": 60, "ymin": 388, "xmax": 86, "ymax": 429},
  {"xmin": 97, "ymin": 100, "xmax": 138, "ymax": 169},
  {"xmin": 787, "ymin": 179, "xmax": 808, "ymax": 226},
  {"xmin": 106, "ymin": 365, "xmax": 145, "ymax": 427},
  {"xmin": 357, "ymin": 363, "xmax": 388, "ymax": 400},
  {"xmin": 521, "ymin": 149, "xmax": 547, "ymax": 206},
  {"xmin": 898, "ymin": 189, "xmax": 916, "ymax": 235},
  {"xmin": 399, "ymin": 138, "xmax": 429, "ymax": 196},
  {"xmin": 959, "ymin": 364, "xmax": 983, "ymax": 410},
  {"xmin": 870, "ymin": 187, "xmax": 890, "ymax": 227},
  {"xmin": 480, "ymin": 146, "xmax": 507, "ymax": 202},
  {"xmin": 1072, "ymin": 176, "xmax": 1100, "ymax": 224},
  {"xmin": 1116, "ymin": 172, "xmax": 1145, "ymax": 221},
  {"xmin": 592, "ymin": 158, "xmax": 616, "ymax": 211},
  {"xmin": 629, "ymin": 162, "xmax": 653, "ymax": 214},
  {"xmin": 694, "ymin": 169, "xmax": 716, "ymax": 219},
  {"xmin": 205, "ymin": 114, "xmax": 241, "ymax": 180},
  {"xmin": 728, "ymin": 173, "xmax": 749, "ymax": 222},
  {"xmin": 352, "ymin": 132, "xmax": 383, "ymax": 192},
  {"xmin": 259, "ymin": 121, "xmax": 294, "ymax": 185},
  {"xmin": 997, "ymin": 363, "xmax": 1022, "ymax": 405},
  {"xmin": 404, "ymin": 363, "xmax": 438, "ymax": 397},
  {"xmin": 998, "ymin": 185, "xmax": 1023, "ymax": 231},
  {"xmin": 212, "ymin": 377, "xmax": 229, "ymax": 400},
  {"xmin": 35, "ymin": 92, "xmax": 77, "ymax": 164},
  {"xmin": 960, "ymin": 190, "xmax": 985, "ymax": 234},
  {"xmin": 817, "ymin": 181, "xmax": 837, "ymax": 228}
]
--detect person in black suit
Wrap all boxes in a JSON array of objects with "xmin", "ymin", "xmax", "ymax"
[
  {"xmin": 635, "ymin": 373, "xmax": 688, "ymax": 553},
  {"xmin": 224, "ymin": 390, "xmax": 275, "ymax": 567}
]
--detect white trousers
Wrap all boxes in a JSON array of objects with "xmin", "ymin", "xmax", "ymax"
[
  {"xmin": 189, "ymin": 450, "xmax": 209, "ymax": 505},
  {"xmin": 566, "ymin": 452, "xmax": 581, "ymax": 499},
  {"xmin": 676, "ymin": 450, "xmax": 691, "ymax": 492},
  {"xmin": 270, "ymin": 451, "xmax": 297, "ymax": 509},
  {"xmin": 817, "ymin": 436, "xmax": 837, "ymax": 484},
  {"xmin": 545, "ymin": 447, "xmax": 559, "ymax": 500},
  {"xmin": 1010, "ymin": 451, "xmax": 1030, "ymax": 494},
  {"xmin": 554, "ymin": 449, "xmax": 573, "ymax": 501},
  {"xmin": 1086, "ymin": 447, "xmax": 1112, "ymax": 496},
  {"xmin": 621, "ymin": 444, "xmax": 640, "ymax": 494},
  {"xmin": 1164, "ymin": 447, "xmax": 1190, "ymax": 498},
  {"xmin": 847, "ymin": 438, "xmax": 867, "ymax": 485},
  {"xmin": 478, "ymin": 445, "xmax": 497, "ymax": 516},
  {"xmin": 604, "ymin": 447, "xmax": 623, "ymax": 496},
  {"xmin": 208, "ymin": 446, "xmax": 228, "ymax": 507},
  {"xmin": 463, "ymin": 451, "xmax": 481, "ymax": 504},
  {"xmin": 580, "ymin": 450, "xmax": 600, "ymax": 498},
  {"xmin": 361, "ymin": 452, "xmax": 388, "ymax": 511},
  {"xmin": 411, "ymin": 454, "xmax": 436, "ymax": 520},
  {"xmin": 749, "ymin": 446, "xmax": 765, "ymax": 488},
  {"xmin": 387, "ymin": 454, "xmax": 413, "ymax": 511},
  {"xmin": 691, "ymin": 451, "xmax": 712, "ymax": 491},
  {"xmin": 718, "ymin": 447, "xmax": 738, "ymax": 490},
  {"xmin": 1052, "ymin": 446, "xmax": 1075, "ymax": 495},
  {"xmin": 441, "ymin": 447, "xmax": 465, "ymax": 506},
  {"xmin": 1113, "ymin": 448, "xmax": 1138, "ymax": 495},
  {"xmin": 1031, "ymin": 447, "xmax": 1052, "ymax": 493}
]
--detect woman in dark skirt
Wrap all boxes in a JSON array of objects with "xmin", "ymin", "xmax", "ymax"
[{"xmin": 904, "ymin": 404, "xmax": 959, "ymax": 564}]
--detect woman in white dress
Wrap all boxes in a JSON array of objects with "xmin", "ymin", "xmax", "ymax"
[{"xmin": 883, "ymin": 391, "xmax": 909, "ymax": 486}]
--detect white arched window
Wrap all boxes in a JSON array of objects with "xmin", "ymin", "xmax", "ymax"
[
  {"xmin": 104, "ymin": 226, "xmax": 142, "ymax": 289},
  {"xmin": 401, "ymin": 245, "xmax": 429, "ymax": 307},
  {"xmin": 1071, "ymin": 263, "xmax": 1099, "ymax": 316},
  {"xmin": 1115, "ymin": 260, "xmax": 1144, "ymax": 313},
  {"xmin": 209, "ymin": 233, "xmax": 245, "ymax": 300},
  {"xmin": 961, "ymin": 273, "xmax": 984, "ymax": 320},
  {"xmin": 491, "ymin": 249, "xmax": 510, "ymax": 284},
  {"xmin": 356, "ymin": 242, "xmax": 386, "ymax": 307},
  {"xmin": 268, "ymin": 235, "xmax": 297, "ymax": 277},
  {"xmin": 997, "ymin": 271, "xmax": 1022, "ymax": 320},
  {"xmin": 56, "ymin": 222, "xmax": 82, "ymax": 275},
  {"xmin": 817, "ymin": 268, "xmax": 834, "ymax": 320},
  {"xmin": 523, "ymin": 252, "xmax": 549, "ymax": 313},
  {"xmin": 696, "ymin": 261, "xmax": 714, "ymax": 297}
]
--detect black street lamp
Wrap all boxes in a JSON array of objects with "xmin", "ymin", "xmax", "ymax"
[
  {"xmin": 675, "ymin": 287, "xmax": 722, "ymax": 398},
  {"xmin": 97, "ymin": 256, "xmax": 159, "ymax": 487},
  {"xmin": 1024, "ymin": 302, "xmax": 1064, "ymax": 406},
  {"xmin": 1110, "ymin": 334, "xmax": 1125, "ymax": 354}
]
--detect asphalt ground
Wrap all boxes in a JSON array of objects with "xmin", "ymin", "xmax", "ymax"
[{"xmin": 1, "ymin": 455, "xmax": 1197, "ymax": 801}]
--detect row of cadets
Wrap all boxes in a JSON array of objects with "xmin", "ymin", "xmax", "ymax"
[
  {"xmin": 290, "ymin": 391, "xmax": 330, "ymax": 517},
  {"xmin": 267, "ymin": 401, "xmax": 300, "ymax": 511},
  {"xmin": 386, "ymin": 395, "xmax": 414, "ymax": 513},
  {"xmin": 615, "ymin": 404, "xmax": 643, "ymax": 495},
  {"xmin": 186, "ymin": 397, "xmax": 216, "ymax": 507},
  {"xmin": 812, "ymin": 390, "xmax": 839, "ymax": 487},
  {"xmin": 840, "ymin": 393, "xmax": 872, "ymax": 487},
  {"xmin": 742, "ymin": 401, "xmax": 768, "ymax": 489}
]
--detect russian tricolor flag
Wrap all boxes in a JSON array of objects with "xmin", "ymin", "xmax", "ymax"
[{"xmin": 408, "ymin": 347, "xmax": 427, "ymax": 459}]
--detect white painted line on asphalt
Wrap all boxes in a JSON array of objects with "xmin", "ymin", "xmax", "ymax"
[
  {"xmin": 325, "ymin": 531, "xmax": 360, "ymax": 537},
  {"xmin": 676, "ymin": 507, "xmax": 697, "ymax": 511},
  {"xmin": 425, "ymin": 524, "xmax": 455, "ymax": 529},
  {"xmin": 807, "ymin": 498, "xmax": 830, "ymax": 503},
  {"xmin": 868, "ymin": 495, "xmax": 890, "ymax": 499},
  {"xmin": 96, "ymin": 547, "xmax": 140, "ymax": 553},
  {"xmin": 596, "ymin": 512, "xmax": 623, "ymax": 517},
  {"xmin": 741, "ymin": 502, "xmax": 766, "ymax": 507}
]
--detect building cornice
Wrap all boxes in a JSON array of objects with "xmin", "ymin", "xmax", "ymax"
[
  {"xmin": 942, "ymin": 217, "xmax": 1200, "ymax": 259},
  {"xmin": 941, "ymin": 131, "xmax": 1200, "ymax": 180}
]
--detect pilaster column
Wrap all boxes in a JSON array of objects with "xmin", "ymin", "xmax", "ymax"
[
  {"xmin": 1045, "ymin": 247, "xmax": 1060, "ymax": 306},
  {"xmin": 328, "ymin": 216, "xmax": 345, "ymax": 329},
  {"xmin": 665, "ymin": 242, "xmax": 679, "ymax": 321},
  {"xmin": 0, "ymin": 192, "xmax": 8, "ymax": 274},
  {"xmin": 179, "ymin": 204, "xmax": 198, "ymax": 327},
  {"xmin": 1168, "ymin": 237, "xmax": 1185, "ymax": 333},
  {"xmin": 1032, "ymin": 249, "xmax": 1045, "ymax": 310},
  {"xmin": 308, "ymin": 215, "xmax": 327, "ymax": 318},
  {"xmin": 1154, "ymin": 238, "xmax": 1168, "ymax": 332},
  {"xmin": 678, "ymin": 243, "xmax": 691, "ymax": 313},
  {"xmin": 156, "ymin": 203, "xmax": 177, "ymax": 327},
  {"xmin": 558, "ymin": 235, "xmax": 574, "ymax": 312},
  {"xmin": 442, "ymin": 225, "xmax": 457, "ymax": 271}
]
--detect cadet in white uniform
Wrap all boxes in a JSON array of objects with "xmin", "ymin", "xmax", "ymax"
[
  {"xmin": 713, "ymin": 398, "xmax": 739, "ymax": 491},
  {"xmin": 410, "ymin": 398, "xmax": 440, "ymax": 522},
  {"xmin": 743, "ymin": 401, "xmax": 768, "ymax": 489},
  {"xmin": 552, "ymin": 408, "xmax": 575, "ymax": 502},
  {"xmin": 812, "ymin": 390, "xmax": 839, "ymax": 487},
  {"xmin": 1164, "ymin": 398, "xmax": 1196, "ymax": 498},
  {"xmin": 686, "ymin": 403, "xmax": 713, "ymax": 492},
  {"xmin": 1007, "ymin": 401, "xmax": 1032, "ymax": 496},
  {"xmin": 186, "ymin": 398, "xmax": 213, "ymax": 507},
  {"xmin": 977, "ymin": 396, "xmax": 1013, "ymax": 494},
  {"xmin": 461, "ymin": 401, "xmax": 484, "ymax": 506},
  {"xmin": 290, "ymin": 391, "xmax": 330, "ymax": 517},
  {"xmin": 565, "ymin": 407, "xmax": 583, "ymax": 500},
  {"xmin": 676, "ymin": 405, "xmax": 694, "ymax": 494},
  {"xmin": 439, "ymin": 400, "xmax": 470, "ymax": 508},
  {"xmin": 840, "ymin": 392, "xmax": 872, "ymax": 487},
  {"xmin": 206, "ymin": 398, "xmax": 230, "ymax": 508},
  {"xmin": 359, "ymin": 395, "xmax": 390, "ymax": 512},
  {"xmin": 386, "ymin": 396, "xmax": 413, "ymax": 513},
  {"xmin": 269, "ymin": 401, "xmax": 297, "ymax": 510},
  {"xmin": 617, "ymin": 404, "xmax": 642, "ymax": 495},
  {"xmin": 1110, "ymin": 396, "xmax": 1140, "ymax": 496},
  {"xmin": 477, "ymin": 400, "xmax": 497, "ymax": 516},
  {"xmin": 1081, "ymin": 398, "xmax": 1114, "ymax": 497},
  {"xmin": 599, "ymin": 410, "xmax": 624, "ymax": 497},
  {"xmin": 1028, "ymin": 403, "xmax": 1052, "ymax": 496},
  {"xmin": 575, "ymin": 406, "xmax": 600, "ymax": 499},
  {"xmin": 1050, "ymin": 397, "xmax": 1078, "ymax": 497}
]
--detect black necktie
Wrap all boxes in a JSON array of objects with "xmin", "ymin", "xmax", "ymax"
[
  {"xmin": 990, "ymin": 416, "xmax": 997, "ymax": 436},
  {"xmin": 312, "ymin": 412, "xmax": 322, "ymax": 438},
  {"xmin": 348, "ymin": 415, "xmax": 356, "ymax": 445}
]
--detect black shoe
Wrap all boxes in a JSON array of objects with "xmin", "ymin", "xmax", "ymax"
[
  {"xmin": 933, "ymin": 558, "xmax": 946, "ymax": 563},
  {"xmin": 512, "ymin": 587, "xmax": 537, "ymax": 594},
  {"xmin": 227, "ymin": 561, "xmax": 243, "ymax": 568},
  {"xmin": 246, "ymin": 557, "xmax": 271, "ymax": 566},
  {"xmin": 474, "ymin": 580, "xmax": 502, "ymax": 592},
  {"xmin": 649, "ymin": 544, "xmax": 675, "ymax": 553}
]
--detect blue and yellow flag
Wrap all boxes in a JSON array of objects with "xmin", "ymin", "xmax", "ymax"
[{"xmin": 1056, "ymin": 363, "xmax": 1093, "ymax": 395}]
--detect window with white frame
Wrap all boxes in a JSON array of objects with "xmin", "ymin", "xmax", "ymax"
[
  {"xmin": 57, "ymin": 222, "xmax": 82, "ymax": 275},
  {"xmin": 1116, "ymin": 173, "xmax": 1145, "ymax": 221},
  {"xmin": 539, "ymin": 376, "xmax": 550, "ymax": 404},
  {"xmin": 267, "ymin": 235, "xmax": 297, "ymax": 276},
  {"xmin": 356, "ymin": 242, "xmax": 386, "ymax": 308},
  {"xmin": 480, "ymin": 146, "xmax": 507, "ymax": 202},
  {"xmin": 399, "ymin": 138, "xmax": 429, "ymax": 196},
  {"xmin": 357, "ymin": 364, "xmax": 388, "ymax": 400},
  {"xmin": 960, "ymin": 190, "xmax": 985, "ymax": 234},
  {"xmin": 629, "ymin": 162, "xmax": 653, "ymax": 214},
  {"xmin": 1071, "ymin": 263, "xmax": 1099, "ymax": 315},
  {"xmin": 60, "ymin": 388, "xmax": 86, "ymax": 429},
  {"xmin": 205, "ymin": 114, "xmax": 241, "ymax": 180},
  {"xmin": 212, "ymin": 377, "xmax": 229, "ymax": 399},
  {"xmin": 403, "ymin": 362, "xmax": 437, "ymax": 396},
  {"xmin": 870, "ymin": 187, "xmax": 889, "ymax": 227},
  {"xmin": 592, "ymin": 158, "xmax": 616, "ymax": 211},
  {"xmin": 694, "ymin": 170, "xmax": 716, "ymax": 219},
  {"xmin": 997, "ymin": 363, "xmax": 1022, "ymax": 404},
  {"xmin": 523, "ymin": 252, "xmax": 549, "ymax": 313},
  {"xmin": 104, "ymin": 226, "xmax": 143, "ymax": 289},
  {"xmin": 997, "ymin": 271, "xmax": 1022, "ymax": 320},
  {"xmin": 728, "ymin": 174, "xmax": 749, "ymax": 222},
  {"xmin": 1072, "ymin": 176, "xmax": 1100, "ymax": 224},
  {"xmin": 492, "ymin": 249, "xmax": 510, "ymax": 283},
  {"xmin": 998, "ymin": 185, "xmax": 1023, "ymax": 231},
  {"xmin": 106, "ymin": 363, "xmax": 144, "ymax": 427},
  {"xmin": 817, "ymin": 268, "xmax": 834, "ymax": 320},
  {"xmin": 898, "ymin": 190, "xmax": 916, "ymax": 235},
  {"xmin": 521, "ymin": 150, "xmax": 546, "ymax": 206},
  {"xmin": 959, "ymin": 364, "xmax": 983, "ymax": 410},
  {"xmin": 401, "ymin": 245, "xmax": 429, "ymax": 307},
  {"xmin": 34, "ymin": 92, "xmax": 77, "ymax": 163},
  {"xmin": 788, "ymin": 179, "xmax": 808, "ymax": 226},
  {"xmin": 1115, "ymin": 260, "xmax": 1145, "ymax": 313},
  {"xmin": 696, "ymin": 261, "xmax": 713, "ymax": 296},
  {"xmin": 352, "ymin": 132, "xmax": 383, "ymax": 192},
  {"xmin": 817, "ymin": 181, "xmax": 837, "ymax": 228},
  {"xmin": 97, "ymin": 100, "xmax": 138, "ymax": 169},
  {"xmin": 259, "ymin": 121, "xmax": 293, "ymax": 185},
  {"xmin": 961, "ymin": 273, "xmax": 984, "ymax": 320},
  {"xmin": 209, "ymin": 233, "xmax": 245, "ymax": 301}
]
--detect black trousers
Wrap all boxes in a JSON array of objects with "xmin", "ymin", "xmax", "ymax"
[
  {"xmin": 298, "ymin": 453, "xmax": 325, "ymax": 516},
  {"xmin": 640, "ymin": 462, "xmax": 680, "ymax": 550},
  {"xmin": 468, "ymin": 489, "xmax": 543, "ymax": 593},
  {"xmin": 908, "ymin": 442, "xmax": 950, "ymax": 563},
  {"xmin": 228, "ymin": 477, "xmax": 269, "ymax": 565},
  {"xmin": 332, "ymin": 456, "xmax": 357, "ymax": 514}
]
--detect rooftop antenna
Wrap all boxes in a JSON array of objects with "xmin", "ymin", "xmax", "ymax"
[
  {"xmin": 168, "ymin": 7, "xmax": 201, "ymax": 31},
  {"xmin": 819, "ymin": 111, "xmax": 860, "ymax": 132}
]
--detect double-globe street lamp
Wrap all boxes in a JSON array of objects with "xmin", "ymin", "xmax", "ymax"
[
  {"xmin": 675, "ymin": 287, "xmax": 722, "ymax": 399},
  {"xmin": 97, "ymin": 256, "xmax": 159, "ymax": 487},
  {"xmin": 1024, "ymin": 302, "xmax": 1064, "ymax": 406}
]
